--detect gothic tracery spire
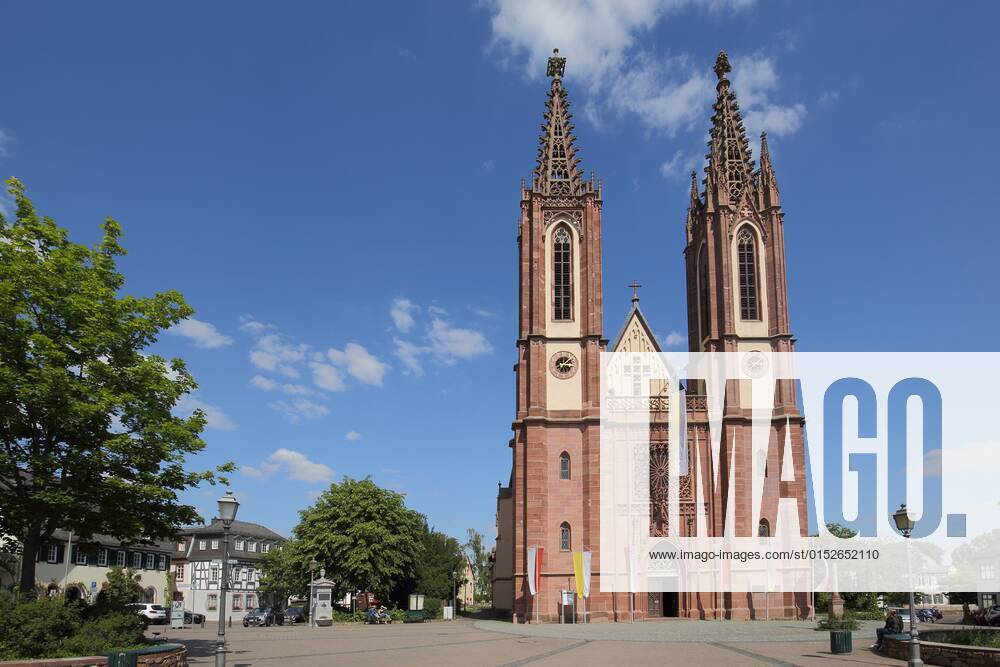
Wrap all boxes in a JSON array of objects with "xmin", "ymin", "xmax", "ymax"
[
  {"xmin": 706, "ymin": 50, "xmax": 754, "ymax": 205},
  {"xmin": 533, "ymin": 49, "xmax": 588, "ymax": 196}
]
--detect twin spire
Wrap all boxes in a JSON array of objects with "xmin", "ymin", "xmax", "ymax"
[
  {"xmin": 697, "ymin": 50, "xmax": 781, "ymax": 211},
  {"xmin": 528, "ymin": 48, "xmax": 778, "ymax": 207},
  {"xmin": 532, "ymin": 49, "xmax": 592, "ymax": 197}
]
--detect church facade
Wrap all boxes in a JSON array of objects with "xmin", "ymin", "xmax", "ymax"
[{"xmin": 491, "ymin": 50, "xmax": 811, "ymax": 622}]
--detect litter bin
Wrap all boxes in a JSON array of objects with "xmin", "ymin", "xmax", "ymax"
[{"xmin": 829, "ymin": 629, "xmax": 853, "ymax": 654}]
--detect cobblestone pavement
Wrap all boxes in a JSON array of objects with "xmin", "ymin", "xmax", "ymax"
[{"xmin": 166, "ymin": 619, "xmax": 906, "ymax": 666}]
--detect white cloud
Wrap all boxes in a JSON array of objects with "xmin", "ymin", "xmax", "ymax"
[
  {"xmin": 327, "ymin": 343, "xmax": 390, "ymax": 386},
  {"xmin": 268, "ymin": 398, "xmax": 330, "ymax": 423},
  {"xmin": 818, "ymin": 90, "xmax": 840, "ymax": 106},
  {"xmin": 486, "ymin": 1, "xmax": 806, "ymax": 144},
  {"xmin": 664, "ymin": 330, "xmax": 687, "ymax": 348},
  {"xmin": 743, "ymin": 103, "xmax": 807, "ymax": 138},
  {"xmin": 168, "ymin": 318, "xmax": 233, "ymax": 349},
  {"xmin": 238, "ymin": 314, "xmax": 276, "ymax": 335},
  {"xmin": 429, "ymin": 318, "xmax": 493, "ymax": 363},
  {"xmin": 0, "ymin": 129, "xmax": 11, "ymax": 157},
  {"xmin": 393, "ymin": 337, "xmax": 427, "ymax": 376},
  {"xmin": 176, "ymin": 395, "xmax": 237, "ymax": 431},
  {"xmin": 390, "ymin": 298, "xmax": 417, "ymax": 332},
  {"xmin": 249, "ymin": 333, "xmax": 308, "ymax": 378},
  {"xmin": 250, "ymin": 374, "xmax": 312, "ymax": 395},
  {"xmin": 309, "ymin": 361, "xmax": 347, "ymax": 392},
  {"xmin": 659, "ymin": 149, "xmax": 701, "ymax": 181},
  {"xmin": 244, "ymin": 448, "xmax": 333, "ymax": 483},
  {"xmin": 346, "ymin": 431, "xmax": 362, "ymax": 442}
]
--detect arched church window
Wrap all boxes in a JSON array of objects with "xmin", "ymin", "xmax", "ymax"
[
  {"xmin": 559, "ymin": 522, "xmax": 571, "ymax": 551},
  {"xmin": 698, "ymin": 245, "xmax": 710, "ymax": 339},
  {"xmin": 737, "ymin": 227, "xmax": 760, "ymax": 321},
  {"xmin": 758, "ymin": 519, "xmax": 770, "ymax": 538},
  {"xmin": 559, "ymin": 452, "xmax": 571, "ymax": 480},
  {"xmin": 553, "ymin": 228, "xmax": 572, "ymax": 321}
]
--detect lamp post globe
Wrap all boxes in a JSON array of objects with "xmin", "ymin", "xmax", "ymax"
[
  {"xmin": 892, "ymin": 503, "xmax": 923, "ymax": 667},
  {"xmin": 215, "ymin": 491, "xmax": 239, "ymax": 667}
]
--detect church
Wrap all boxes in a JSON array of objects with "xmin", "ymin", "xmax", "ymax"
[{"xmin": 490, "ymin": 49, "xmax": 811, "ymax": 622}]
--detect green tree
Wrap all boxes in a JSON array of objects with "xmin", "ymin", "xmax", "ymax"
[
  {"xmin": 0, "ymin": 178, "xmax": 232, "ymax": 592},
  {"xmin": 416, "ymin": 527, "xmax": 465, "ymax": 601},
  {"xmin": 292, "ymin": 477, "xmax": 423, "ymax": 599},
  {"xmin": 97, "ymin": 567, "xmax": 143, "ymax": 610},
  {"xmin": 464, "ymin": 528, "xmax": 492, "ymax": 604},
  {"xmin": 259, "ymin": 539, "xmax": 310, "ymax": 604}
]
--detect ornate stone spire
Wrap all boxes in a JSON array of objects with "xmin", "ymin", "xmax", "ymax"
[
  {"xmin": 533, "ymin": 49, "xmax": 587, "ymax": 196},
  {"xmin": 706, "ymin": 50, "xmax": 754, "ymax": 206},
  {"xmin": 757, "ymin": 131, "xmax": 781, "ymax": 209}
]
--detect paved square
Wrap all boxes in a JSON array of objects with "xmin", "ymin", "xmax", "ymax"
[{"xmin": 164, "ymin": 619, "xmax": 908, "ymax": 666}]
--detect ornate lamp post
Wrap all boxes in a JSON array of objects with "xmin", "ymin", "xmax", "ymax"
[
  {"xmin": 309, "ymin": 558, "xmax": 318, "ymax": 628},
  {"xmin": 215, "ymin": 491, "xmax": 239, "ymax": 667},
  {"xmin": 452, "ymin": 569, "xmax": 458, "ymax": 620},
  {"xmin": 893, "ymin": 503, "xmax": 923, "ymax": 667}
]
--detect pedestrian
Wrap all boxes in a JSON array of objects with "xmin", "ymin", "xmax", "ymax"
[{"xmin": 872, "ymin": 608, "xmax": 902, "ymax": 651}]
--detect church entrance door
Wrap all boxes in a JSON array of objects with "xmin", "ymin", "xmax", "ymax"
[{"xmin": 647, "ymin": 593, "xmax": 662, "ymax": 617}]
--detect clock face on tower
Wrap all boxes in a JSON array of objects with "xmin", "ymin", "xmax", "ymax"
[{"xmin": 548, "ymin": 351, "xmax": 579, "ymax": 379}]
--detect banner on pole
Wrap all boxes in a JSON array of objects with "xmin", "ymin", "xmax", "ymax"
[
  {"xmin": 572, "ymin": 552, "xmax": 584, "ymax": 599},
  {"xmin": 582, "ymin": 551, "xmax": 592, "ymax": 598},
  {"xmin": 527, "ymin": 546, "xmax": 543, "ymax": 596}
]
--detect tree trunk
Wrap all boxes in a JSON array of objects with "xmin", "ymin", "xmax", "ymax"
[{"xmin": 19, "ymin": 528, "xmax": 40, "ymax": 594}]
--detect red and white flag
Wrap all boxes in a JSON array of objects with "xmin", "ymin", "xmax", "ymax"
[{"xmin": 527, "ymin": 546, "xmax": 543, "ymax": 596}]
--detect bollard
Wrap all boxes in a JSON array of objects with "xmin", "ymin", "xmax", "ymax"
[
  {"xmin": 201, "ymin": 617, "xmax": 205, "ymax": 629},
  {"xmin": 228, "ymin": 615, "xmax": 232, "ymax": 628}
]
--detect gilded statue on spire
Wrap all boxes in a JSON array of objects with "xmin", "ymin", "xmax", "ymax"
[{"xmin": 546, "ymin": 48, "xmax": 566, "ymax": 79}]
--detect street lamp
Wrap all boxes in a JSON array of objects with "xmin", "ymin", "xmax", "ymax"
[
  {"xmin": 892, "ymin": 503, "xmax": 923, "ymax": 667},
  {"xmin": 215, "ymin": 491, "xmax": 239, "ymax": 667},
  {"xmin": 309, "ymin": 558, "xmax": 318, "ymax": 629},
  {"xmin": 452, "ymin": 569, "xmax": 458, "ymax": 620}
]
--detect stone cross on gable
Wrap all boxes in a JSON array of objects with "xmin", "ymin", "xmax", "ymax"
[{"xmin": 628, "ymin": 279, "xmax": 642, "ymax": 304}]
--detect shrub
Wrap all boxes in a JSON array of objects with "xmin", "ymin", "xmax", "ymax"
[
  {"xmin": 0, "ymin": 592, "xmax": 151, "ymax": 660},
  {"xmin": 0, "ymin": 594, "xmax": 81, "ymax": 660},
  {"xmin": 389, "ymin": 607, "xmax": 406, "ymax": 622},
  {"xmin": 938, "ymin": 630, "xmax": 1000, "ymax": 649},
  {"xmin": 817, "ymin": 614, "xmax": 860, "ymax": 631},
  {"xmin": 61, "ymin": 612, "xmax": 147, "ymax": 656},
  {"xmin": 423, "ymin": 597, "xmax": 442, "ymax": 619}
]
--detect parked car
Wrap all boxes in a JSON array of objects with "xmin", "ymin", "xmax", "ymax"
[
  {"xmin": 984, "ymin": 605, "xmax": 1000, "ymax": 626},
  {"xmin": 184, "ymin": 610, "xmax": 205, "ymax": 625},
  {"xmin": 243, "ymin": 607, "xmax": 283, "ymax": 627},
  {"xmin": 916, "ymin": 608, "xmax": 937, "ymax": 623},
  {"xmin": 283, "ymin": 606, "xmax": 307, "ymax": 625},
  {"xmin": 127, "ymin": 603, "xmax": 168, "ymax": 625}
]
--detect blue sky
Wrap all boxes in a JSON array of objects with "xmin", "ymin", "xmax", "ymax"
[{"xmin": 1, "ymin": 1, "xmax": 997, "ymax": 543}]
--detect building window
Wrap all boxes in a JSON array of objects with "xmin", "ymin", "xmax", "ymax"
[
  {"xmin": 736, "ymin": 227, "xmax": 759, "ymax": 321},
  {"xmin": 262, "ymin": 543, "xmax": 271, "ymax": 553},
  {"xmin": 199, "ymin": 540, "xmax": 207, "ymax": 550},
  {"xmin": 233, "ymin": 593, "xmax": 243, "ymax": 611},
  {"xmin": 758, "ymin": 519, "xmax": 770, "ymax": 538},
  {"xmin": 210, "ymin": 566, "xmax": 219, "ymax": 584},
  {"xmin": 132, "ymin": 553, "xmax": 142, "ymax": 569},
  {"xmin": 75, "ymin": 548, "xmax": 87, "ymax": 565},
  {"xmin": 144, "ymin": 586, "xmax": 156, "ymax": 603},
  {"xmin": 47, "ymin": 544, "xmax": 58, "ymax": 563},
  {"xmin": 981, "ymin": 564, "xmax": 996, "ymax": 580},
  {"xmin": 117, "ymin": 551, "xmax": 126, "ymax": 567},
  {"xmin": 175, "ymin": 564, "xmax": 185, "ymax": 582},
  {"xmin": 207, "ymin": 594, "xmax": 218, "ymax": 610},
  {"xmin": 98, "ymin": 549, "xmax": 108, "ymax": 567},
  {"xmin": 248, "ymin": 541, "xmax": 257, "ymax": 553},
  {"xmin": 559, "ymin": 522, "xmax": 571, "ymax": 551},
  {"xmin": 559, "ymin": 452, "xmax": 571, "ymax": 480},
  {"xmin": 235, "ymin": 539, "xmax": 244, "ymax": 551},
  {"xmin": 177, "ymin": 541, "xmax": 185, "ymax": 552},
  {"xmin": 211, "ymin": 540, "xmax": 219, "ymax": 550},
  {"xmin": 146, "ymin": 553, "xmax": 155, "ymax": 570},
  {"xmin": 158, "ymin": 555, "xmax": 167, "ymax": 570},
  {"xmin": 552, "ymin": 227, "xmax": 572, "ymax": 321},
  {"xmin": 246, "ymin": 594, "xmax": 256, "ymax": 609}
]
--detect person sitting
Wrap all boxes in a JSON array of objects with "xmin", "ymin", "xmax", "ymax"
[{"xmin": 872, "ymin": 608, "xmax": 903, "ymax": 651}]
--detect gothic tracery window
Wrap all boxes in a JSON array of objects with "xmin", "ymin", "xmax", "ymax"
[
  {"xmin": 553, "ymin": 228, "xmax": 572, "ymax": 321},
  {"xmin": 737, "ymin": 227, "xmax": 760, "ymax": 321},
  {"xmin": 559, "ymin": 522, "xmax": 571, "ymax": 551},
  {"xmin": 559, "ymin": 452, "xmax": 571, "ymax": 480}
]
